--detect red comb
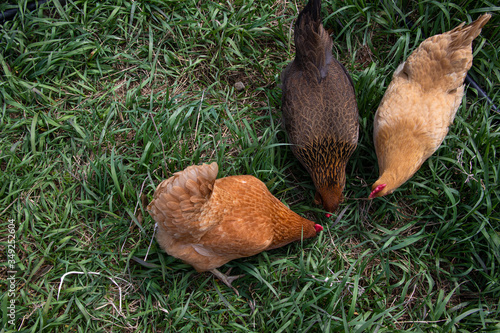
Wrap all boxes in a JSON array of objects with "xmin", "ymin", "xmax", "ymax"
[
  {"xmin": 369, "ymin": 184, "xmax": 387, "ymax": 198},
  {"xmin": 314, "ymin": 224, "xmax": 323, "ymax": 232}
]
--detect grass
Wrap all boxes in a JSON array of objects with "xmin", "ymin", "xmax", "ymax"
[{"xmin": 0, "ymin": 0, "xmax": 499, "ymax": 331}]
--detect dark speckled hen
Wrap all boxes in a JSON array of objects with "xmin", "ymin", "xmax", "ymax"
[{"xmin": 281, "ymin": 0, "xmax": 359, "ymax": 213}]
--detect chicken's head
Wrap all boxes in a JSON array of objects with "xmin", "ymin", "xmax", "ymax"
[{"xmin": 315, "ymin": 185, "xmax": 343, "ymax": 215}]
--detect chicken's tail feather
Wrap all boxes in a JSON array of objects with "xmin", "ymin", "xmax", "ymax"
[
  {"xmin": 294, "ymin": 0, "xmax": 333, "ymax": 80},
  {"xmin": 148, "ymin": 162, "xmax": 218, "ymax": 238},
  {"xmin": 402, "ymin": 14, "xmax": 490, "ymax": 92},
  {"xmin": 449, "ymin": 14, "xmax": 491, "ymax": 50}
]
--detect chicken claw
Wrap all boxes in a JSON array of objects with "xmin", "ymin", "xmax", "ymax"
[{"xmin": 210, "ymin": 268, "xmax": 245, "ymax": 295}]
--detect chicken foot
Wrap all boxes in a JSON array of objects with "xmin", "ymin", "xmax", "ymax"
[{"xmin": 210, "ymin": 268, "xmax": 245, "ymax": 295}]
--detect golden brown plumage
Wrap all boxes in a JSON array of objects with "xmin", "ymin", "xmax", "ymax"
[
  {"xmin": 281, "ymin": 0, "xmax": 359, "ymax": 213},
  {"xmin": 370, "ymin": 14, "xmax": 491, "ymax": 198},
  {"xmin": 147, "ymin": 162, "xmax": 322, "ymax": 292}
]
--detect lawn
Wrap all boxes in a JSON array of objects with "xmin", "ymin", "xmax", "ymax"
[{"xmin": 0, "ymin": 0, "xmax": 499, "ymax": 332}]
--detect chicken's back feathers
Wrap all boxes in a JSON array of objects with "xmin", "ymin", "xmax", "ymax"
[
  {"xmin": 148, "ymin": 163, "xmax": 321, "ymax": 272},
  {"xmin": 281, "ymin": 0, "xmax": 359, "ymax": 212},
  {"xmin": 370, "ymin": 14, "xmax": 490, "ymax": 198}
]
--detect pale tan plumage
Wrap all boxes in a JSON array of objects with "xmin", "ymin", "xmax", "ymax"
[
  {"xmin": 370, "ymin": 14, "xmax": 491, "ymax": 198},
  {"xmin": 147, "ymin": 162, "xmax": 322, "ymax": 292}
]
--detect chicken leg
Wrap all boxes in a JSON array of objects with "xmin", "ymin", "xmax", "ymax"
[{"xmin": 210, "ymin": 268, "xmax": 245, "ymax": 295}]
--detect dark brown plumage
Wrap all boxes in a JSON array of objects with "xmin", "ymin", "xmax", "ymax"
[{"xmin": 281, "ymin": 0, "xmax": 359, "ymax": 213}]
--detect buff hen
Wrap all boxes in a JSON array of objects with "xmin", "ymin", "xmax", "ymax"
[
  {"xmin": 147, "ymin": 162, "xmax": 323, "ymax": 294},
  {"xmin": 281, "ymin": 0, "xmax": 359, "ymax": 213},
  {"xmin": 370, "ymin": 14, "xmax": 491, "ymax": 198}
]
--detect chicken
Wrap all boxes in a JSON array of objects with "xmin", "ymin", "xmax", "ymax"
[
  {"xmin": 147, "ymin": 162, "xmax": 323, "ymax": 293},
  {"xmin": 369, "ymin": 14, "xmax": 491, "ymax": 199},
  {"xmin": 281, "ymin": 0, "xmax": 359, "ymax": 214}
]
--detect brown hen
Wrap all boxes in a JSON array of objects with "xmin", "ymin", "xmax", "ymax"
[
  {"xmin": 370, "ymin": 14, "xmax": 491, "ymax": 198},
  {"xmin": 281, "ymin": 0, "xmax": 359, "ymax": 213},
  {"xmin": 147, "ymin": 162, "xmax": 323, "ymax": 293}
]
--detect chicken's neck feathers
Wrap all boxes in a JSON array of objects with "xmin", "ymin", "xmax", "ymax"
[{"xmin": 374, "ymin": 131, "xmax": 429, "ymax": 197}]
